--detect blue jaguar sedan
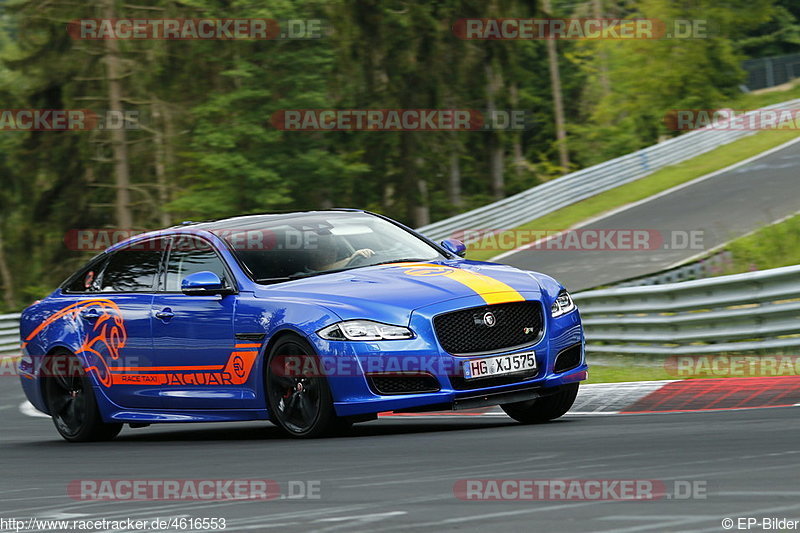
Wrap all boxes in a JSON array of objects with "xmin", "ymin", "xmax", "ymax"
[{"xmin": 19, "ymin": 210, "xmax": 586, "ymax": 441}]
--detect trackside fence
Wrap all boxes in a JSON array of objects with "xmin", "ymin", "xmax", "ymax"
[
  {"xmin": 0, "ymin": 313, "xmax": 21, "ymax": 357},
  {"xmin": 572, "ymin": 264, "xmax": 800, "ymax": 355}
]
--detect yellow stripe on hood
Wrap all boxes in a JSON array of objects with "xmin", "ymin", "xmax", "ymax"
[{"xmin": 392, "ymin": 263, "xmax": 525, "ymax": 305}]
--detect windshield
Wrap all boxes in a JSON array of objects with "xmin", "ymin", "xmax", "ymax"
[{"xmin": 219, "ymin": 213, "xmax": 443, "ymax": 283}]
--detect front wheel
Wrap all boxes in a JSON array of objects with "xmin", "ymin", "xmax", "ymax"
[
  {"xmin": 43, "ymin": 351, "xmax": 123, "ymax": 442},
  {"xmin": 501, "ymin": 383, "xmax": 579, "ymax": 424},
  {"xmin": 265, "ymin": 336, "xmax": 345, "ymax": 438}
]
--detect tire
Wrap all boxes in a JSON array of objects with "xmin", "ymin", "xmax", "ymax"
[
  {"xmin": 42, "ymin": 350, "xmax": 123, "ymax": 442},
  {"xmin": 501, "ymin": 383, "xmax": 579, "ymax": 424},
  {"xmin": 265, "ymin": 336, "xmax": 344, "ymax": 438}
]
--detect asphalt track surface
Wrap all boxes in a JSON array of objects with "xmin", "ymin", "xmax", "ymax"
[
  {"xmin": 499, "ymin": 137, "xmax": 800, "ymax": 291},
  {"xmin": 1, "ymin": 376, "xmax": 799, "ymax": 532}
]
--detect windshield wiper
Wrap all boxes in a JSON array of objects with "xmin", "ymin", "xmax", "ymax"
[
  {"xmin": 367, "ymin": 258, "xmax": 435, "ymax": 267},
  {"xmin": 256, "ymin": 266, "xmax": 360, "ymax": 284},
  {"xmin": 255, "ymin": 259, "xmax": 438, "ymax": 284}
]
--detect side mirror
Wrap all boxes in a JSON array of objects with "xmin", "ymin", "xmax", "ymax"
[
  {"xmin": 181, "ymin": 271, "xmax": 232, "ymax": 295},
  {"xmin": 441, "ymin": 238, "xmax": 467, "ymax": 258}
]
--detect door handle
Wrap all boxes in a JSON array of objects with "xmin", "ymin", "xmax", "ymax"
[
  {"xmin": 154, "ymin": 309, "xmax": 175, "ymax": 320},
  {"xmin": 79, "ymin": 308, "xmax": 100, "ymax": 320}
]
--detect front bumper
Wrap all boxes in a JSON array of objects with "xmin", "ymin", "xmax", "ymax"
[{"xmin": 310, "ymin": 294, "xmax": 587, "ymax": 417}]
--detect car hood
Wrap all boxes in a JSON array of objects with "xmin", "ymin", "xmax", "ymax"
[{"xmin": 252, "ymin": 260, "xmax": 549, "ymax": 325}]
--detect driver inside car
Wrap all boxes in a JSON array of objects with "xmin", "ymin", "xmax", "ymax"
[{"xmin": 310, "ymin": 232, "xmax": 375, "ymax": 271}]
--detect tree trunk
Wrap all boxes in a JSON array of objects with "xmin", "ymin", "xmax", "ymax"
[
  {"xmin": 510, "ymin": 83, "xmax": 525, "ymax": 180},
  {"xmin": 485, "ymin": 62, "xmax": 504, "ymax": 198},
  {"xmin": 151, "ymin": 99, "xmax": 171, "ymax": 227},
  {"xmin": 489, "ymin": 135, "xmax": 504, "ymax": 200},
  {"xmin": 593, "ymin": 0, "xmax": 611, "ymax": 97},
  {"xmin": 414, "ymin": 174, "xmax": 430, "ymax": 227},
  {"xmin": 103, "ymin": 0, "xmax": 133, "ymax": 229},
  {"xmin": 0, "ymin": 227, "xmax": 15, "ymax": 309},
  {"xmin": 543, "ymin": 0, "xmax": 570, "ymax": 172},
  {"xmin": 401, "ymin": 135, "xmax": 429, "ymax": 227},
  {"xmin": 448, "ymin": 148, "xmax": 462, "ymax": 208}
]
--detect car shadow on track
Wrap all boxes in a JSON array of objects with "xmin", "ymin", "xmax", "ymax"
[
  {"xmin": 9, "ymin": 417, "xmax": 578, "ymax": 445},
  {"xmin": 115, "ymin": 418, "xmax": 523, "ymax": 442}
]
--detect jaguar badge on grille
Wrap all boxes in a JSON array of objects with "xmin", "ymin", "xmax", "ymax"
[{"xmin": 482, "ymin": 311, "xmax": 497, "ymax": 327}]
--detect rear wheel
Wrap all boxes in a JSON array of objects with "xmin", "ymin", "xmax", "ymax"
[
  {"xmin": 265, "ymin": 336, "xmax": 344, "ymax": 438},
  {"xmin": 501, "ymin": 383, "xmax": 579, "ymax": 424},
  {"xmin": 43, "ymin": 351, "xmax": 123, "ymax": 442}
]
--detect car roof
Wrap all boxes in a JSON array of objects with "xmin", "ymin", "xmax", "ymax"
[
  {"xmin": 175, "ymin": 208, "xmax": 366, "ymax": 231},
  {"xmin": 106, "ymin": 209, "xmax": 369, "ymax": 253}
]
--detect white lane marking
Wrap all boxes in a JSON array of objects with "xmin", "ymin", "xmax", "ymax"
[
  {"xmin": 491, "ymin": 134, "xmax": 800, "ymax": 262},
  {"xmin": 209, "ymin": 524, "xmax": 293, "ymax": 531},
  {"xmin": 37, "ymin": 512, "xmax": 88, "ymax": 520},
  {"xmin": 0, "ymin": 488, "xmax": 42, "ymax": 495},
  {"xmin": 315, "ymin": 511, "xmax": 408, "ymax": 523},
  {"xmin": 20, "ymin": 400, "xmax": 49, "ymax": 418},
  {"xmin": 313, "ymin": 512, "xmax": 409, "ymax": 533},
  {"xmin": 385, "ymin": 500, "xmax": 605, "ymax": 529},
  {"xmin": 572, "ymin": 380, "xmax": 675, "ymax": 413}
]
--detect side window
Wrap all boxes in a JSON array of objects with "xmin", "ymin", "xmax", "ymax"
[
  {"xmin": 98, "ymin": 240, "xmax": 164, "ymax": 293},
  {"xmin": 165, "ymin": 236, "xmax": 231, "ymax": 292},
  {"xmin": 64, "ymin": 256, "xmax": 108, "ymax": 293}
]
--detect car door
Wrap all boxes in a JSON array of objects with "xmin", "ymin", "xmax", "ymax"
[
  {"xmin": 150, "ymin": 234, "xmax": 243, "ymax": 409},
  {"xmin": 79, "ymin": 237, "xmax": 165, "ymax": 409}
]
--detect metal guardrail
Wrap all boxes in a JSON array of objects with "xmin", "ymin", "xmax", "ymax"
[
  {"xmin": 0, "ymin": 313, "xmax": 21, "ymax": 357},
  {"xmin": 416, "ymin": 99, "xmax": 800, "ymax": 242},
  {"xmin": 573, "ymin": 264, "xmax": 800, "ymax": 355},
  {"xmin": 743, "ymin": 54, "xmax": 800, "ymax": 91}
]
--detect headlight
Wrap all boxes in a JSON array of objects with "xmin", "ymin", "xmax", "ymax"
[
  {"xmin": 551, "ymin": 290, "xmax": 576, "ymax": 317},
  {"xmin": 318, "ymin": 320, "xmax": 414, "ymax": 341}
]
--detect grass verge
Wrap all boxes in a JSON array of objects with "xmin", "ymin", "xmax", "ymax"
[
  {"xmin": 710, "ymin": 213, "xmax": 800, "ymax": 276},
  {"xmin": 585, "ymin": 362, "xmax": 674, "ymax": 384}
]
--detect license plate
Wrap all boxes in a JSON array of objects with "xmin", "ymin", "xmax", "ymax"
[{"xmin": 463, "ymin": 352, "xmax": 537, "ymax": 380}]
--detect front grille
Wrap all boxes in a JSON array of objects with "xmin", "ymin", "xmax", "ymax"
[
  {"xmin": 448, "ymin": 369, "xmax": 538, "ymax": 391},
  {"xmin": 367, "ymin": 373, "xmax": 441, "ymax": 395},
  {"xmin": 554, "ymin": 343, "xmax": 582, "ymax": 373},
  {"xmin": 433, "ymin": 301, "xmax": 543, "ymax": 355}
]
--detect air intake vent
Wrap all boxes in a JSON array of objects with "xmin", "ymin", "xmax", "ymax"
[{"xmin": 554, "ymin": 344, "xmax": 582, "ymax": 373}]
